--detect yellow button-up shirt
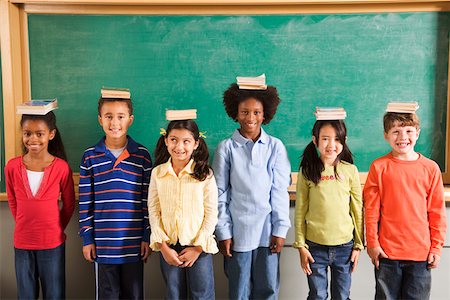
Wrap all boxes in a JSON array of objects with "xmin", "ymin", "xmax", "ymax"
[{"xmin": 148, "ymin": 159, "xmax": 219, "ymax": 254}]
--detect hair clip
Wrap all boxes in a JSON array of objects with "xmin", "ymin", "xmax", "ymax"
[
  {"xmin": 160, "ymin": 128, "xmax": 167, "ymax": 136},
  {"xmin": 199, "ymin": 131, "xmax": 207, "ymax": 139}
]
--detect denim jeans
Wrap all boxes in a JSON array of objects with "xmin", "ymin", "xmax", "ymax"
[
  {"xmin": 306, "ymin": 240, "xmax": 353, "ymax": 300},
  {"xmin": 14, "ymin": 242, "xmax": 65, "ymax": 300},
  {"xmin": 375, "ymin": 258, "xmax": 431, "ymax": 300},
  {"xmin": 159, "ymin": 244, "xmax": 215, "ymax": 300},
  {"xmin": 224, "ymin": 247, "xmax": 280, "ymax": 300}
]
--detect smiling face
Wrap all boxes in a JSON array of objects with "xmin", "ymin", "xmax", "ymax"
[
  {"xmin": 384, "ymin": 121, "xmax": 420, "ymax": 160},
  {"xmin": 98, "ymin": 101, "xmax": 134, "ymax": 147},
  {"xmin": 313, "ymin": 124, "xmax": 344, "ymax": 166},
  {"xmin": 22, "ymin": 119, "xmax": 56, "ymax": 156},
  {"xmin": 165, "ymin": 128, "xmax": 199, "ymax": 167},
  {"xmin": 236, "ymin": 97, "xmax": 264, "ymax": 141}
]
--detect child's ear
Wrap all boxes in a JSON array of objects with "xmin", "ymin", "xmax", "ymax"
[
  {"xmin": 129, "ymin": 114, "xmax": 134, "ymax": 125},
  {"xmin": 49, "ymin": 129, "xmax": 56, "ymax": 141},
  {"xmin": 98, "ymin": 115, "xmax": 103, "ymax": 126},
  {"xmin": 416, "ymin": 128, "xmax": 421, "ymax": 138},
  {"xmin": 312, "ymin": 136, "xmax": 317, "ymax": 146}
]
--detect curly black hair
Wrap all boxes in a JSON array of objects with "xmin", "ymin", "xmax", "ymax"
[{"xmin": 223, "ymin": 83, "xmax": 281, "ymax": 125}]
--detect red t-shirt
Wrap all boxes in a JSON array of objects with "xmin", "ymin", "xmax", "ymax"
[{"xmin": 5, "ymin": 156, "xmax": 75, "ymax": 250}]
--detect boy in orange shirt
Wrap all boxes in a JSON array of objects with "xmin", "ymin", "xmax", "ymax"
[{"xmin": 363, "ymin": 110, "xmax": 447, "ymax": 300}]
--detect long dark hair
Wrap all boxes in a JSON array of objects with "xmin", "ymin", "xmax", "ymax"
[
  {"xmin": 20, "ymin": 111, "xmax": 68, "ymax": 161},
  {"xmin": 300, "ymin": 120, "xmax": 353, "ymax": 185},
  {"xmin": 154, "ymin": 120, "xmax": 211, "ymax": 181}
]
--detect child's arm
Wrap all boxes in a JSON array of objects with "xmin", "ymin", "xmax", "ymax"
[
  {"xmin": 158, "ymin": 242, "xmax": 182, "ymax": 266},
  {"xmin": 78, "ymin": 155, "xmax": 96, "ymax": 261},
  {"xmin": 298, "ymin": 247, "xmax": 315, "ymax": 275},
  {"xmin": 212, "ymin": 147, "xmax": 233, "ymax": 254},
  {"xmin": 269, "ymin": 143, "xmax": 291, "ymax": 244},
  {"xmin": 147, "ymin": 170, "xmax": 170, "ymax": 251},
  {"xmin": 5, "ymin": 162, "xmax": 17, "ymax": 219},
  {"xmin": 349, "ymin": 165, "xmax": 364, "ymax": 250},
  {"xmin": 293, "ymin": 171, "xmax": 309, "ymax": 249},
  {"xmin": 140, "ymin": 152, "xmax": 152, "ymax": 261},
  {"xmin": 192, "ymin": 173, "xmax": 218, "ymax": 252},
  {"xmin": 363, "ymin": 163, "xmax": 387, "ymax": 268},
  {"xmin": 426, "ymin": 165, "xmax": 447, "ymax": 268},
  {"xmin": 60, "ymin": 163, "xmax": 75, "ymax": 229}
]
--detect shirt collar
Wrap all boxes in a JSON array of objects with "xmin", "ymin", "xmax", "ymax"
[
  {"xmin": 94, "ymin": 135, "xmax": 139, "ymax": 154},
  {"xmin": 231, "ymin": 128, "xmax": 269, "ymax": 147},
  {"xmin": 158, "ymin": 158, "xmax": 195, "ymax": 178}
]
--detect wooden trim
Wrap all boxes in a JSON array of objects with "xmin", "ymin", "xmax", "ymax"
[
  {"xmin": 21, "ymin": 2, "xmax": 450, "ymax": 15},
  {"xmin": 10, "ymin": 0, "xmax": 450, "ymax": 5},
  {"xmin": 444, "ymin": 39, "xmax": 450, "ymax": 183},
  {"xmin": 0, "ymin": 0, "xmax": 26, "ymax": 162}
]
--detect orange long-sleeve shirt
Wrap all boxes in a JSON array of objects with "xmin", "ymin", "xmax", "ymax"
[{"xmin": 363, "ymin": 153, "xmax": 447, "ymax": 261}]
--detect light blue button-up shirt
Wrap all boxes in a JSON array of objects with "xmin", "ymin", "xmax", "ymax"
[{"xmin": 213, "ymin": 128, "xmax": 291, "ymax": 252}]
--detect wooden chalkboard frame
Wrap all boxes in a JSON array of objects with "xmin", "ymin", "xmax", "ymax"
[{"xmin": 1, "ymin": 1, "xmax": 450, "ymax": 203}]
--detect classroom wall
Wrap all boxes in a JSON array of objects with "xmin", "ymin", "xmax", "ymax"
[{"xmin": 1, "ymin": 203, "xmax": 449, "ymax": 299}]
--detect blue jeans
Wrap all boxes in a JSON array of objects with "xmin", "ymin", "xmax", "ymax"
[
  {"xmin": 224, "ymin": 247, "xmax": 280, "ymax": 300},
  {"xmin": 14, "ymin": 242, "xmax": 65, "ymax": 300},
  {"xmin": 306, "ymin": 240, "xmax": 353, "ymax": 300},
  {"xmin": 375, "ymin": 258, "xmax": 431, "ymax": 300},
  {"xmin": 159, "ymin": 244, "xmax": 215, "ymax": 300}
]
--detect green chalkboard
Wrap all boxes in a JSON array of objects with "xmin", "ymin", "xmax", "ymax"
[{"xmin": 27, "ymin": 13, "xmax": 449, "ymax": 172}]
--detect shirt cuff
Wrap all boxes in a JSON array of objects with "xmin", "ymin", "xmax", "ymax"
[
  {"xmin": 82, "ymin": 235, "xmax": 95, "ymax": 246},
  {"xmin": 149, "ymin": 228, "xmax": 170, "ymax": 251},
  {"xmin": 193, "ymin": 232, "xmax": 219, "ymax": 254},
  {"xmin": 215, "ymin": 226, "xmax": 233, "ymax": 241},
  {"xmin": 272, "ymin": 225, "xmax": 290, "ymax": 239}
]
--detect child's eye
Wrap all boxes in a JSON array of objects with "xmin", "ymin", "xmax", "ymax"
[
  {"xmin": 241, "ymin": 111, "xmax": 248, "ymax": 115},
  {"xmin": 36, "ymin": 133, "xmax": 42, "ymax": 137}
]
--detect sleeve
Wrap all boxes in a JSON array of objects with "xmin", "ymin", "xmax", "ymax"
[
  {"xmin": 193, "ymin": 173, "xmax": 219, "ymax": 253},
  {"xmin": 427, "ymin": 165, "xmax": 447, "ymax": 256},
  {"xmin": 5, "ymin": 161, "xmax": 17, "ymax": 220},
  {"xmin": 363, "ymin": 162, "xmax": 381, "ymax": 249},
  {"xmin": 212, "ymin": 144, "xmax": 233, "ymax": 241},
  {"xmin": 349, "ymin": 165, "xmax": 364, "ymax": 250},
  {"xmin": 292, "ymin": 170, "xmax": 309, "ymax": 249},
  {"xmin": 269, "ymin": 141, "xmax": 291, "ymax": 238},
  {"xmin": 78, "ymin": 154, "xmax": 96, "ymax": 246},
  {"xmin": 141, "ymin": 152, "xmax": 152, "ymax": 243},
  {"xmin": 147, "ymin": 170, "xmax": 170, "ymax": 251},
  {"xmin": 59, "ymin": 163, "xmax": 75, "ymax": 230}
]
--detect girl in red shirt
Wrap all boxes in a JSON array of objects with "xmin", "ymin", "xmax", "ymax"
[{"xmin": 5, "ymin": 111, "xmax": 75, "ymax": 299}]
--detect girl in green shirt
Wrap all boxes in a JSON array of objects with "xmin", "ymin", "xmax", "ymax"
[{"xmin": 293, "ymin": 118, "xmax": 364, "ymax": 300}]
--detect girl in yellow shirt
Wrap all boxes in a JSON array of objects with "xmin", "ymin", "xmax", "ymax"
[
  {"xmin": 148, "ymin": 117, "xmax": 218, "ymax": 299},
  {"xmin": 293, "ymin": 116, "xmax": 364, "ymax": 300}
]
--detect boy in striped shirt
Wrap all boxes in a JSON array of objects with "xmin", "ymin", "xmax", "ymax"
[{"xmin": 79, "ymin": 94, "xmax": 152, "ymax": 299}]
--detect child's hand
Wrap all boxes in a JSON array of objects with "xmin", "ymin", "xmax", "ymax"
[
  {"xmin": 82, "ymin": 244, "xmax": 96, "ymax": 262},
  {"xmin": 298, "ymin": 247, "xmax": 315, "ymax": 275},
  {"xmin": 219, "ymin": 239, "xmax": 233, "ymax": 257},
  {"xmin": 179, "ymin": 246, "xmax": 202, "ymax": 268},
  {"xmin": 270, "ymin": 236, "xmax": 285, "ymax": 253},
  {"xmin": 427, "ymin": 252, "xmax": 441, "ymax": 269},
  {"xmin": 141, "ymin": 242, "xmax": 151, "ymax": 263},
  {"xmin": 350, "ymin": 249, "xmax": 361, "ymax": 272},
  {"xmin": 160, "ymin": 242, "xmax": 182, "ymax": 267},
  {"xmin": 367, "ymin": 246, "xmax": 388, "ymax": 269}
]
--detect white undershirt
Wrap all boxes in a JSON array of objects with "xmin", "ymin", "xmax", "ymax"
[
  {"xmin": 108, "ymin": 146, "xmax": 126, "ymax": 158},
  {"xmin": 27, "ymin": 170, "xmax": 44, "ymax": 196}
]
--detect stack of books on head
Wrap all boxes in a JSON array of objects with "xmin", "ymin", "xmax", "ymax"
[
  {"xmin": 16, "ymin": 98, "xmax": 58, "ymax": 115},
  {"xmin": 101, "ymin": 87, "xmax": 131, "ymax": 99},
  {"xmin": 385, "ymin": 101, "xmax": 419, "ymax": 113},
  {"xmin": 314, "ymin": 107, "xmax": 347, "ymax": 120},
  {"xmin": 236, "ymin": 74, "xmax": 267, "ymax": 90},
  {"xmin": 166, "ymin": 109, "xmax": 197, "ymax": 121}
]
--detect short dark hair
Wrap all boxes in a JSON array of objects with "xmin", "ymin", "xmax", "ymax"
[
  {"xmin": 98, "ymin": 98, "xmax": 133, "ymax": 116},
  {"xmin": 223, "ymin": 83, "xmax": 280, "ymax": 125},
  {"xmin": 383, "ymin": 112, "xmax": 420, "ymax": 133}
]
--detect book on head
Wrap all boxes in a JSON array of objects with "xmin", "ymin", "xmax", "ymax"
[
  {"xmin": 386, "ymin": 101, "xmax": 419, "ymax": 113},
  {"xmin": 236, "ymin": 74, "xmax": 267, "ymax": 90},
  {"xmin": 314, "ymin": 106, "xmax": 347, "ymax": 120},
  {"xmin": 16, "ymin": 98, "xmax": 58, "ymax": 115},
  {"xmin": 101, "ymin": 87, "xmax": 131, "ymax": 99},
  {"xmin": 165, "ymin": 109, "xmax": 197, "ymax": 121}
]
